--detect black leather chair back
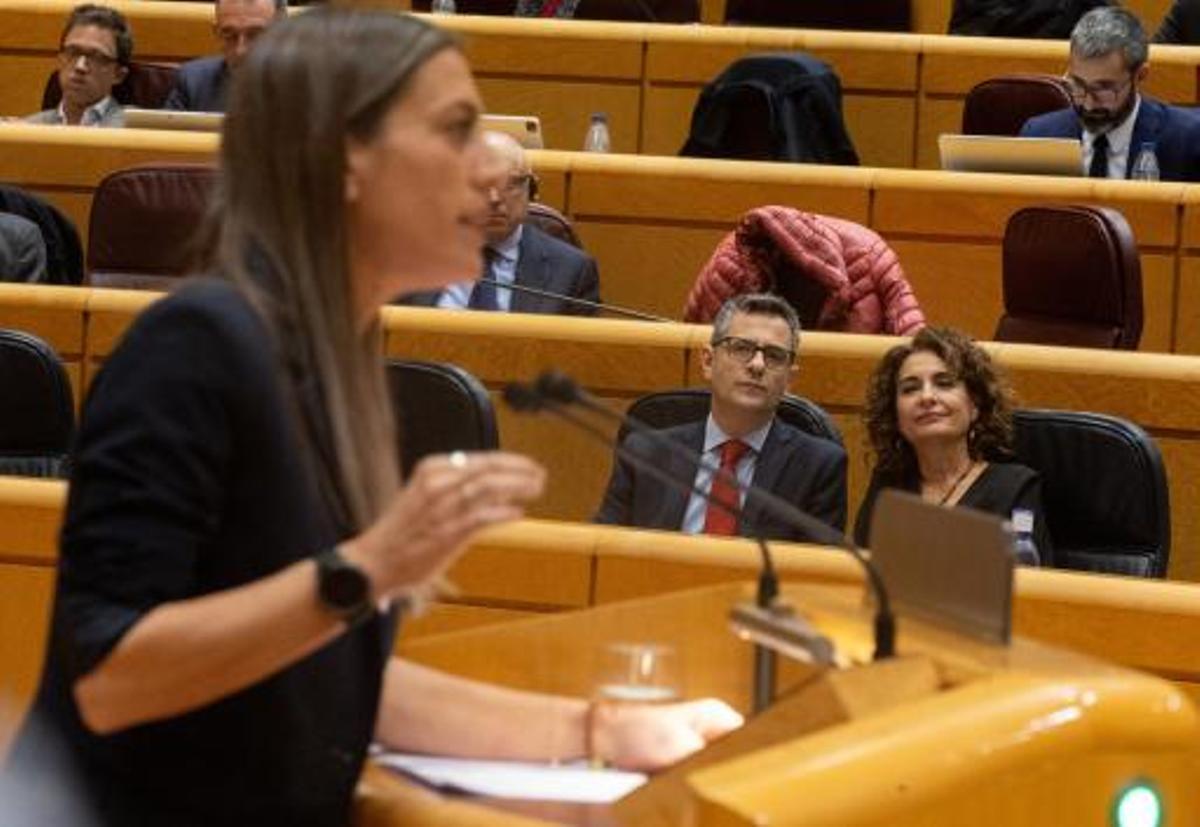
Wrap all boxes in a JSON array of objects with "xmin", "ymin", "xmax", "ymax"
[
  {"xmin": 1013, "ymin": 409, "xmax": 1169, "ymax": 578},
  {"xmin": 387, "ymin": 360, "xmax": 499, "ymax": 476},
  {"xmin": 0, "ymin": 329, "xmax": 75, "ymax": 478},
  {"xmin": 619, "ymin": 388, "xmax": 842, "ymax": 447}
]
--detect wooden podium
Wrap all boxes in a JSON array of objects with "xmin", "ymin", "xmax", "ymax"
[{"xmin": 356, "ymin": 581, "xmax": 1200, "ymax": 825}]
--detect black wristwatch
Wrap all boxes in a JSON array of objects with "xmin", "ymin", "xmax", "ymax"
[{"xmin": 314, "ymin": 546, "xmax": 375, "ymax": 627}]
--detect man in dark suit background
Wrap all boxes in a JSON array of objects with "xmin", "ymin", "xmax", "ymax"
[
  {"xmin": 397, "ymin": 130, "xmax": 601, "ymax": 315},
  {"xmin": 162, "ymin": 0, "xmax": 285, "ymax": 112},
  {"xmin": 595, "ymin": 293, "xmax": 847, "ymax": 542},
  {"xmin": 1019, "ymin": 6, "xmax": 1200, "ymax": 182}
]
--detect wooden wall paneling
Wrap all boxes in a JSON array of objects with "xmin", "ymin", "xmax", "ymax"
[
  {"xmin": 0, "ymin": 285, "xmax": 88, "ymax": 406},
  {"xmin": 0, "ymin": 564, "xmax": 55, "ymax": 758}
]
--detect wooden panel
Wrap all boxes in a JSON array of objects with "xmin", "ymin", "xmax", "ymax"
[
  {"xmin": 574, "ymin": 222, "xmax": 725, "ymax": 319},
  {"xmin": 568, "ymin": 155, "xmax": 873, "ymax": 224},
  {"xmin": 397, "ymin": 602, "xmax": 539, "ymax": 642},
  {"xmin": 475, "ymin": 77, "xmax": 641, "ymax": 153},
  {"xmin": 890, "ymin": 240, "xmax": 1002, "ymax": 340},
  {"xmin": 0, "ymin": 478, "xmax": 66, "ymax": 565},
  {"xmin": 1176, "ymin": 257, "xmax": 1200, "ymax": 355},
  {"xmin": 0, "ymin": 54, "xmax": 55, "ymax": 117},
  {"xmin": 0, "ymin": 564, "xmax": 54, "ymax": 758},
  {"xmin": 642, "ymin": 84, "xmax": 700, "ymax": 157},
  {"xmin": 872, "ymin": 169, "xmax": 1184, "ymax": 247},
  {"xmin": 843, "ymin": 95, "xmax": 917, "ymax": 170}
]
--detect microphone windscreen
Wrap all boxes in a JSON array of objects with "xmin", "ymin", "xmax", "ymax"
[
  {"xmin": 534, "ymin": 370, "xmax": 580, "ymax": 404},
  {"xmin": 501, "ymin": 382, "xmax": 543, "ymax": 412}
]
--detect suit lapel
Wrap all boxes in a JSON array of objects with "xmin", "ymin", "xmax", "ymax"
[
  {"xmin": 741, "ymin": 421, "xmax": 789, "ymax": 535},
  {"xmin": 512, "ymin": 225, "xmax": 546, "ymax": 314},
  {"xmin": 1126, "ymin": 97, "xmax": 1164, "ymax": 179}
]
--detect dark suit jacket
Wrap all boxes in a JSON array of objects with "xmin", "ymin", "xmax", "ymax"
[
  {"xmin": 594, "ymin": 419, "xmax": 848, "ymax": 542},
  {"xmin": 395, "ymin": 223, "xmax": 601, "ymax": 315},
  {"xmin": 162, "ymin": 56, "xmax": 229, "ymax": 113},
  {"xmin": 1154, "ymin": 0, "xmax": 1200, "ymax": 43},
  {"xmin": 1019, "ymin": 96, "xmax": 1200, "ymax": 182}
]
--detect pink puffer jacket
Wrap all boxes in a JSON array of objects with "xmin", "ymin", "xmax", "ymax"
[{"xmin": 683, "ymin": 206, "xmax": 926, "ymax": 335}]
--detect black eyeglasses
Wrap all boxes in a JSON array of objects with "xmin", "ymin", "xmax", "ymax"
[
  {"xmin": 713, "ymin": 337, "xmax": 795, "ymax": 370},
  {"xmin": 58, "ymin": 46, "xmax": 118, "ymax": 69},
  {"xmin": 1062, "ymin": 73, "xmax": 1133, "ymax": 106}
]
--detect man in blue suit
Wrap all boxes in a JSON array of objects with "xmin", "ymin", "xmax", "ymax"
[
  {"xmin": 395, "ymin": 131, "xmax": 601, "ymax": 315},
  {"xmin": 595, "ymin": 294, "xmax": 847, "ymax": 542},
  {"xmin": 1020, "ymin": 6, "xmax": 1200, "ymax": 182},
  {"xmin": 162, "ymin": 0, "xmax": 285, "ymax": 112}
]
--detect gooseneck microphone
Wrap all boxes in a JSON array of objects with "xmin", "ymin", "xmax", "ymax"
[
  {"xmin": 506, "ymin": 370, "xmax": 897, "ymax": 665},
  {"xmin": 476, "ymin": 278, "xmax": 673, "ymax": 322}
]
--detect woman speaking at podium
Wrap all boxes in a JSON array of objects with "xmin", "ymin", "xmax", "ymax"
[{"xmin": 4, "ymin": 10, "xmax": 740, "ymax": 825}]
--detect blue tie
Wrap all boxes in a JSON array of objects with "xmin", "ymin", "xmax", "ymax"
[{"xmin": 468, "ymin": 248, "xmax": 499, "ymax": 311}]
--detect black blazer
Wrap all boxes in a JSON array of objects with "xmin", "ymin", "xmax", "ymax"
[
  {"xmin": 594, "ymin": 418, "xmax": 848, "ymax": 542},
  {"xmin": 395, "ymin": 223, "xmax": 601, "ymax": 315},
  {"xmin": 1154, "ymin": 0, "xmax": 1200, "ymax": 42},
  {"xmin": 162, "ymin": 56, "xmax": 229, "ymax": 113}
]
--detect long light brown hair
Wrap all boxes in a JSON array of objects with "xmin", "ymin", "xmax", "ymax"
[{"xmin": 209, "ymin": 9, "xmax": 456, "ymax": 529}]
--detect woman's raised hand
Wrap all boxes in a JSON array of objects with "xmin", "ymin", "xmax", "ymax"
[{"xmin": 342, "ymin": 451, "xmax": 545, "ymax": 599}]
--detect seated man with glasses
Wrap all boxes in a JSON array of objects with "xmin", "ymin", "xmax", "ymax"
[
  {"xmin": 26, "ymin": 4, "xmax": 131, "ymax": 127},
  {"xmin": 595, "ymin": 293, "xmax": 847, "ymax": 541},
  {"xmin": 162, "ymin": 0, "xmax": 286, "ymax": 113},
  {"xmin": 1019, "ymin": 6, "xmax": 1200, "ymax": 181},
  {"xmin": 396, "ymin": 130, "xmax": 601, "ymax": 315}
]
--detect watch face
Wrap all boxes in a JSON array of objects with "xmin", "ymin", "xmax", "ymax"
[{"xmin": 320, "ymin": 556, "xmax": 369, "ymax": 611}]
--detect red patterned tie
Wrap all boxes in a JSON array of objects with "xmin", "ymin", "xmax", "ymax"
[
  {"xmin": 539, "ymin": 0, "xmax": 563, "ymax": 15},
  {"xmin": 703, "ymin": 439, "xmax": 749, "ymax": 536}
]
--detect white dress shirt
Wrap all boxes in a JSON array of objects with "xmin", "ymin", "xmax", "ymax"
[
  {"xmin": 437, "ymin": 225, "xmax": 523, "ymax": 311},
  {"xmin": 680, "ymin": 414, "xmax": 773, "ymax": 534},
  {"xmin": 1082, "ymin": 95, "xmax": 1141, "ymax": 180}
]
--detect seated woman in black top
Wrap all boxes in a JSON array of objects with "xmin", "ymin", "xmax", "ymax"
[
  {"xmin": 853, "ymin": 327, "xmax": 1053, "ymax": 566},
  {"xmin": 3, "ymin": 10, "xmax": 741, "ymax": 826}
]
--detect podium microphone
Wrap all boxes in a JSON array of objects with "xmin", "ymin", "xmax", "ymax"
[
  {"xmin": 477, "ymin": 278, "xmax": 673, "ymax": 322},
  {"xmin": 506, "ymin": 371, "xmax": 897, "ymax": 666}
]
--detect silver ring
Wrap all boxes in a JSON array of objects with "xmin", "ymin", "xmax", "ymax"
[{"xmin": 448, "ymin": 450, "xmax": 468, "ymax": 469}]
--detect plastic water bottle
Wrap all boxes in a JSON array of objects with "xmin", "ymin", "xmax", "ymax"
[
  {"xmin": 1010, "ymin": 509, "xmax": 1041, "ymax": 567},
  {"xmin": 583, "ymin": 112, "xmax": 611, "ymax": 153},
  {"xmin": 431, "ymin": 0, "xmax": 456, "ymax": 14},
  {"xmin": 1131, "ymin": 142, "xmax": 1160, "ymax": 182}
]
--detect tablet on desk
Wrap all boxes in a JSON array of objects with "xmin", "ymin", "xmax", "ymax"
[
  {"xmin": 123, "ymin": 108, "xmax": 224, "ymax": 132},
  {"xmin": 939, "ymin": 134, "xmax": 1082, "ymax": 177}
]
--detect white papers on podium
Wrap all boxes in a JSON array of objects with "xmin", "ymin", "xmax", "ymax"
[{"xmin": 375, "ymin": 752, "xmax": 646, "ymax": 803}]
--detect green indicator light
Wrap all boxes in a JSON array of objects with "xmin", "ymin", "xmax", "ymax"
[{"xmin": 1114, "ymin": 782, "xmax": 1162, "ymax": 827}]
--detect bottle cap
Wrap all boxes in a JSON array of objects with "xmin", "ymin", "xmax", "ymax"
[
  {"xmin": 1011, "ymin": 509, "xmax": 1034, "ymax": 533},
  {"xmin": 590, "ymin": 112, "xmax": 608, "ymax": 122}
]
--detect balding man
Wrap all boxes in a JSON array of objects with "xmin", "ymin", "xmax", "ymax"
[
  {"xmin": 162, "ymin": 0, "xmax": 285, "ymax": 112},
  {"xmin": 398, "ymin": 131, "xmax": 601, "ymax": 315}
]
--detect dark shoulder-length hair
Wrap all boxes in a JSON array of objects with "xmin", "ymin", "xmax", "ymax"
[
  {"xmin": 864, "ymin": 327, "xmax": 1016, "ymax": 477},
  {"xmin": 208, "ymin": 9, "xmax": 457, "ymax": 530}
]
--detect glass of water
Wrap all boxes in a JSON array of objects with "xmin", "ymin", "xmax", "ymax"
[{"xmin": 596, "ymin": 642, "xmax": 679, "ymax": 705}]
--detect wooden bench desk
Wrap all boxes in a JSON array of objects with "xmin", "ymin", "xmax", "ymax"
[{"xmin": 3, "ymin": 1, "xmax": 1199, "ymax": 168}]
